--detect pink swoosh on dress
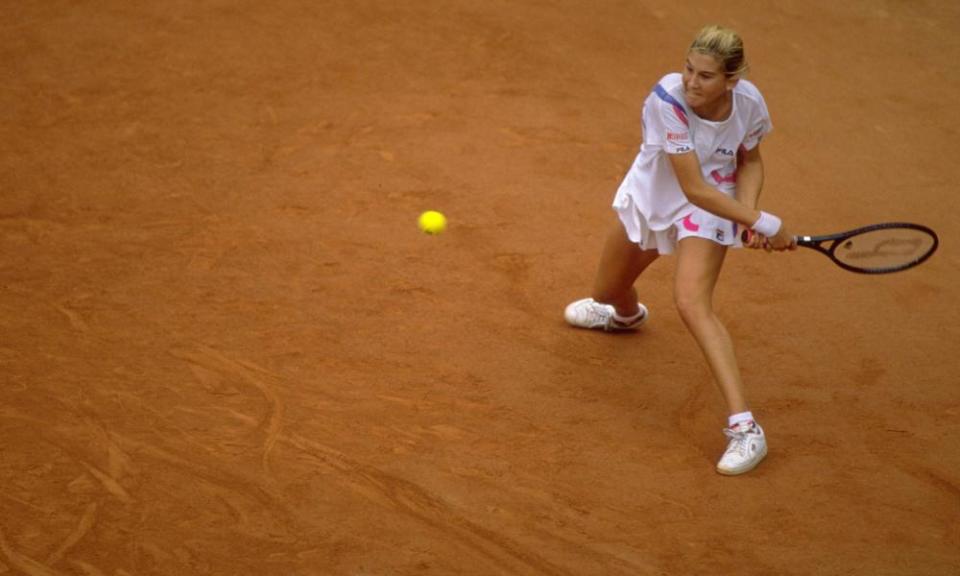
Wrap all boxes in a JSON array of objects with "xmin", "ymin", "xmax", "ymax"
[
  {"xmin": 710, "ymin": 169, "xmax": 737, "ymax": 184},
  {"xmin": 681, "ymin": 213, "xmax": 700, "ymax": 232}
]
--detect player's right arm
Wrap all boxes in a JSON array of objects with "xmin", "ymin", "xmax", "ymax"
[
  {"xmin": 668, "ymin": 151, "xmax": 760, "ymax": 228},
  {"xmin": 668, "ymin": 151, "xmax": 794, "ymax": 250}
]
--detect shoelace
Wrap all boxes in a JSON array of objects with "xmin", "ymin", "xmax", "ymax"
[
  {"xmin": 582, "ymin": 303, "xmax": 614, "ymax": 326},
  {"xmin": 723, "ymin": 427, "xmax": 751, "ymax": 457}
]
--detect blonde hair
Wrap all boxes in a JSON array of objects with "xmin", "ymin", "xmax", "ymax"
[{"xmin": 689, "ymin": 25, "xmax": 749, "ymax": 78}]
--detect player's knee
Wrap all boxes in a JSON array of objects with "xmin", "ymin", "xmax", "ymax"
[{"xmin": 674, "ymin": 290, "xmax": 711, "ymax": 324}]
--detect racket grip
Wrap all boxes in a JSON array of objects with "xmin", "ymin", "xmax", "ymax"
[{"xmin": 742, "ymin": 228, "xmax": 800, "ymax": 246}]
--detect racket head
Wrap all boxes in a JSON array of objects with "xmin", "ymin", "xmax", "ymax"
[{"xmin": 802, "ymin": 222, "xmax": 939, "ymax": 274}]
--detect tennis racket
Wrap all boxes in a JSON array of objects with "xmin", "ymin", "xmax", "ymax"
[{"xmin": 742, "ymin": 222, "xmax": 939, "ymax": 274}]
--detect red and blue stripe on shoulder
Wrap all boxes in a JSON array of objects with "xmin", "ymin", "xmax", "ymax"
[{"xmin": 653, "ymin": 83, "xmax": 689, "ymax": 127}]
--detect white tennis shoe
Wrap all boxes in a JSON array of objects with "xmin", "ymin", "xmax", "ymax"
[
  {"xmin": 716, "ymin": 422, "xmax": 767, "ymax": 476},
  {"xmin": 564, "ymin": 298, "xmax": 648, "ymax": 332}
]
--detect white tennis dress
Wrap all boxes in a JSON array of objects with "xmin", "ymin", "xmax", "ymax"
[{"xmin": 613, "ymin": 73, "xmax": 772, "ymax": 253}]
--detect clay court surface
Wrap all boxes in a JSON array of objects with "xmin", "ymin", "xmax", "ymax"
[{"xmin": 2, "ymin": 1, "xmax": 959, "ymax": 574}]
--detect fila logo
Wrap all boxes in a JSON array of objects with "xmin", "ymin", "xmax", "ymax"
[
  {"xmin": 716, "ymin": 147, "xmax": 735, "ymax": 156},
  {"xmin": 715, "ymin": 229, "xmax": 725, "ymax": 242}
]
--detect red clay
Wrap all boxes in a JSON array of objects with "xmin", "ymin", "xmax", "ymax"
[{"xmin": 2, "ymin": 1, "xmax": 958, "ymax": 574}]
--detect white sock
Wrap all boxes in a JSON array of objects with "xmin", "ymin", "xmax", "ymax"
[
  {"xmin": 728, "ymin": 411, "xmax": 755, "ymax": 428},
  {"xmin": 612, "ymin": 308, "xmax": 644, "ymax": 324}
]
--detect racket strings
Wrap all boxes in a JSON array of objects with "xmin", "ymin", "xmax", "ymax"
[{"xmin": 833, "ymin": 229, "xmax": 936, "ymax": 272}]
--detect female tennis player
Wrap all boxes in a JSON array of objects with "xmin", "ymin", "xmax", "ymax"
[{"xmin": 564, "ymin": 25, "xmax": 795, "ymax": 475}]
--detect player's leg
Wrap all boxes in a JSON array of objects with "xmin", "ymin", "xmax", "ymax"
[
  {"xmin": 565, "ymin": 217, "xmax": 658, "ymax": 331},
  {"xmin": 592, "ymin": 217, "xmax": 658, "ymax": 316},
  {"xmin": 673, "ymin": 236, "xmax": 766, "ymax": 475},
  {"xmin": 673, "ymin": 236, "xmax": 746, "ymax": 412}
]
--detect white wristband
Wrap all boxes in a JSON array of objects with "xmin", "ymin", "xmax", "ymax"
[{"xmin": 752, "ymin": 211, "xmax": 782, "ymax": 237}]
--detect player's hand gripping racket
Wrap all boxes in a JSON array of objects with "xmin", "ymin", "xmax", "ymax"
[{"xmin": 742, "ymin": 222, "xmax": 939, "ymax": 274}]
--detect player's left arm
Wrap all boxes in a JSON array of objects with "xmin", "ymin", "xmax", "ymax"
[
  {"xmin": 735, "ymin": 144, "xmax": 771, "ymax": 249},
  {"xmin": 735, "ymin": 143, "xmax": 764, "ymax": 210}
]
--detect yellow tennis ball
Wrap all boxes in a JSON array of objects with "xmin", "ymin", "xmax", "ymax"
[{"xmin": 418, "ymin": 210, "xmax": 447, "ymax": 235}]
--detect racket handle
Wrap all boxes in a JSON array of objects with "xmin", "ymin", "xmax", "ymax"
[{"xmin": 741, "ymin": 229, "xmax": 801, "ymax": 245}]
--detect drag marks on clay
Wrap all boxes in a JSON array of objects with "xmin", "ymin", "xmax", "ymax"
[
  {"xmin": 6, "ymin": 411, "xmax": 301, "ymax": 565},
  {"xmin": 169, "ymin": 345, "xmax": 284, "ymax": 474},
  {"xmin": 282, "ymin": 431, "xmax": 579, "ymax": 575},
  {"xmin": 1, "ymin": 409, "xmax": 139, "ymax": 508},
  {"xmin": 1, "ymin": 491, "xmax": 53, "ymax": 516},
  {"xmin": 908, "ymin": 466, "xmax": 960, "ymax": 503},
  {"xmin": 0, "ymin": 528, "xmax": 64, "ymax": 576},
  {"xmin": 867, "ymin": 429, "xmax": 960, "ymax": 505},
  {"xmin": 886, "ymin": 465, "xmax": 959, "ymax": 547},
  {"xmin": 108, "ymin": 431, "xmax": 298, "ymax": 542},
  {"xmin": 44, "ymin": 503, "xmax": 98, "ymax": 567},
  {"xmin": 54, "ymin": 302, "xmax": 90, "ymax": 335},
  {"xmin": 0, "ymin": 503, "xmax": 99, "ymax": 576},
  {"xmin": 69, "ymin": 559, "xmax": 123, "ymax": 576},
  {"xmin": 80, "ymin": 462, "xmax": 132, "ymax": 504},
  {"xmin": 861, "ymin": 424, "xmax": 960, "ymax": 547}
]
